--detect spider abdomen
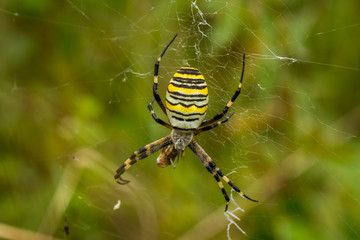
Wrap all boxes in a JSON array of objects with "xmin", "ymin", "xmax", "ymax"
[{"xmin": 165, "ymin": 67, "xmax": 209, "ymax": 130}]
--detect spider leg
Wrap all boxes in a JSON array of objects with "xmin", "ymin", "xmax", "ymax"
[
  {"xmin": 194, "ymin": 112, "xmax": 234, "ymax": 135},
  {"xmin": 188, "ymin": 142, "xmax": 231, "ymax": 211},
  {"xmin": 189, "ymin": 140, "xmax": 257, "ymax": 211},
  {"xmin": 115, "ymin": 135, "xmax": 172, "ymax": 184},
  {"xmin": 208, "ymin": 161, "xmax": 258, "ymax": 202},
  {"xmin": 148, "ymin": 98, "xmax": 172, "ymax": 129},
  {"xmin": 200, "ymin": 53, "xmax": 246, "ymax": 127},
  {"xmin": 153, "ymin": 33, "xmax": 178, "ymax": 114}
]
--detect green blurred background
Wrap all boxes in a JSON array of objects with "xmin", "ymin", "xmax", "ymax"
[{"xmin": 1, "ymin": 0, "xmax": 359, "ymax": 239}]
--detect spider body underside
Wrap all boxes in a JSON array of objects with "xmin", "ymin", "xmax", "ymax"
[{"xmin": 114, "ymin": 33, "xmax": 258, "ymax": 211}]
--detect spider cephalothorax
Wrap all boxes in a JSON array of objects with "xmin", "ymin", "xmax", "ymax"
[
  {"xmin": 114, "ymin": 33, "xmax": 257, "ymax": 211},
  {"xmin": 171, "ymin": 130, "xmax": 193, "ymax": 151}
]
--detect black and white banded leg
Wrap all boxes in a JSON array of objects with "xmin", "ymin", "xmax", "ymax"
[
  {"xmin": 188, "ymin": 140, "xmax": 258, "ymax": 211},
  {"xmin": 200, "ymin": 53, "xmax": 246, "ymax": 127},
  {"xmin": 195, "ymin": 112, "xmax": 235, "ymax": 135},
  {"xmin": 115, "ymin": 136, "xmax": 172, "ymax": 184},
  {"xmin": 148, "ymin": 98, "xmax": 172, "ymax": 129},
  {"xmin": 153, "ymin": 33, "xmax": 178, "ymax": 114}
]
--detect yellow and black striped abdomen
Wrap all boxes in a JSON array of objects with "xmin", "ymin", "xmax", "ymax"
[{"xmin": 166, "ymin": 66, "xmax": 209, "ymax": 131}]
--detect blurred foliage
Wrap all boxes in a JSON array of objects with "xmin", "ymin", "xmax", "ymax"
[{"xmin": 0, "ymin": 0, "xmax": 359, "ymax": 240}]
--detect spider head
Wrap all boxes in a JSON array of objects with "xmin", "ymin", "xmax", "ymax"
[{"xmin": 171, "ymin": 129, "xmax": 194, "ymax": 151}]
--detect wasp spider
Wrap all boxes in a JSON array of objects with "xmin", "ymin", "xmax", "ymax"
[{"xmin": 115, "ymin": 34, "xmax": 258, "ymax": 211}]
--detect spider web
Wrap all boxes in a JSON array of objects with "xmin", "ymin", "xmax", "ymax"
[{"xmin": 1, "ymin": 0, "xmax": 360, "ymax": 239}]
